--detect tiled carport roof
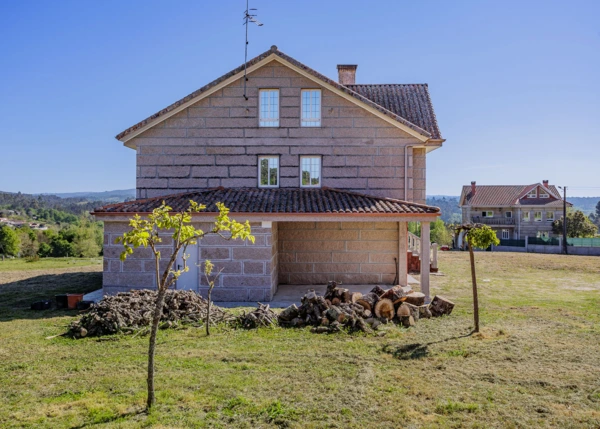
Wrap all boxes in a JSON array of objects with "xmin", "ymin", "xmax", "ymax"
[{"xmin": 93, "ymin": 187, "xmax": 440, "ymax": 215}]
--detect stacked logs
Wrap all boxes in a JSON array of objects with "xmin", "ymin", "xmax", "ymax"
[
  {"xmin": 68, "ymin": 290, "xmax": 233, "ymax": 338},
  {"xmin": 277, "ymin": 281, "xmax": 454, "ymax": 333},
  {"xmin": 236, "ymin": 303, "xmax": 278, "ymax": 329}
]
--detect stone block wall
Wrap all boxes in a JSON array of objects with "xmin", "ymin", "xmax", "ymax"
[
  {"xmin": 102, "ymin": 220, "xmax": 278, "ymax": 301},
  {"xmin": 131, "ymin": 60, "xmax": 425, "ymax": 203},
  {"xmin": 278, "ymin": 221, "xmax": 399, "ymax": 285}
]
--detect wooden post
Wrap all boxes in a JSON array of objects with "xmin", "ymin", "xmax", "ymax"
[
  {"xmin": 398, "ymin": 222, "xmax": 408, "ymax": 286},
  {"xmin": 420, "ymin": 221, "xmax": 431, "ymax": 303}
]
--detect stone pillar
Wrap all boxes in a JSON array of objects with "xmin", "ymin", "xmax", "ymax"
[
  {"xmin": 420, "ymin": 221, "xmax": 431, "ymax": 303},
  {"xmin": 398, "ymin": 222, "xmax": 408, "ymax": 286}
]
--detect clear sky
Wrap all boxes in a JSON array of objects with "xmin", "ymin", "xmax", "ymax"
[{"xmin": 0, "ymin": 0, "xmax": 598, "ymax": 197}]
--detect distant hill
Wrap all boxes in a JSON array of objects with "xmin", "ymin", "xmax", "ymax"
[
  {"xmin": 39, "ymin": 189, "xmax": 136, "ymax": 202},
  {"xmin": 568, "ymin": 197, "xmax": 599, "ymax": 215}
]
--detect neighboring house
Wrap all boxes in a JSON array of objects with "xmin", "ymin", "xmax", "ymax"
[
  {"xmin": 458, "ymin": 180, "xmax": 571, "ymax": 244},
  {"xmin": 93, "ymin": 46, "xmax": 445, "ymax": 302}
]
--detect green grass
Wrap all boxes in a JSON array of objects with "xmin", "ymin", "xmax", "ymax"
[
  {"xmin": 0, "ymin": 257, "xmax": 102, "ymax": 272},
  {"xmin": 0, "ymin": 252, "xmax": 599, "ymax": 428}
]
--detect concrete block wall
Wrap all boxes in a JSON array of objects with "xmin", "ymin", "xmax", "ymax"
[
  {"xmin": 102, "ymin": 221, "xmax": 277, "ymax": 301},
  {"xmin": 278, "ymin": 221, "xmax": 398, "ymax": 285},
  {"xmin": 131, "ymin": 60, "xmax": 424, "ymax": 203}
]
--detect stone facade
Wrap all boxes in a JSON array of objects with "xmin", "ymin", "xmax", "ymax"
[
  {"xmin": 102, "ymin": 221, "xmax": 276, "ymax": 301},
  {"xmin": 131, "ymin": 60, "xmax": 426, "ymax": 204},
  {"xmin": 464, "ymin": 206, "xmax": 560, "ymax": 239},
  {"xmin": 278, "ymin": 221, "xmax": 398, "ymax": 285}
]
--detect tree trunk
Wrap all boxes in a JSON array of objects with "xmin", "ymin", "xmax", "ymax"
[
  {"xmin": 147, "ymin": 286, "xmax": 168, "ymax": 410},
  {"xmin": 467, "ymin": 237, "xmax": 479, "ymax": 332},
  {"xmin": 374, "ymin": 298, "xmax": 395, "ymax": 320},
  {"xmin": 356, "ymin": 292, "xmax": 378, "ymax": 312}
]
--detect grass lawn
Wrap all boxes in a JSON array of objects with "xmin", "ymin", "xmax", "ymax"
[
  {"xmin": 0, "ymin": 257, "xmax": 102, "ymax": 272},
  {"xmin": 0, "ymin": 252, "xmax": 599, "ymax": 428}
]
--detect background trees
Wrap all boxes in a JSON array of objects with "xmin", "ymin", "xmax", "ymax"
[
  {"xmin": 552, "ymin": 210, "xmax": 598, "ymax": 238},
  {"xmin": 0, "ymin": 226, "xmax": 21, "ymax": 257}
]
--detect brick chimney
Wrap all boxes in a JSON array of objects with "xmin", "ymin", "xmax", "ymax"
[
  {"xmin": 471, "ymin": 181, "xmax": 476, "ymax": 196},
  {"xmin": 542, "ymin": 180, "xmax": 549, "ymax": 187},
  {"xmin": 337, "ymin": 64, "xmax": 357, "ymax": 85}
]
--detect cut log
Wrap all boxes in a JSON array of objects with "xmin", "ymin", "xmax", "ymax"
[
  {"xmin": 331, "ymin": 297, "xmax": 341, "ymax": 306},
  {"xmin": 400, "ymin": 285, "xmax": 413, "ymax": 294},
  {"xmin": 418, "ymin": 305, "xmax": 432, "ymax": 319},
  {"xmin": 305, "ymin": 289, "xmax": 318, "ymax": 303},
  {"xmin": 341, "ymin": 290, "xmax": 352, "ymax": 304},
  {"xmin": 380, "ymin": 285, "xmax": 406, "ymax": 302},
  {"xmin": 374, "ymin": 298, "xmax": 395, "ymax": 320},
  {"xmin": 363, "ymin": 309, "xmax": 372, "ymax": 318},
  {"xmin": 430, "ymin": 295, "xmax": 455, "ymax": 317},
  {"xmin": 278, "ymin": 304, "xmax": 299, "ymax": 322},
  {"xmin": 397, "ymin": 303, "xmax": 411, "ymax": 318},
  {"xmin": 350, "ymin": 292, "xmax": 363, "ymax": 303},
  {"xmin": 370, "ymin": 285, "xmax": 386, "ymax": 297},
  {"xmin": 356, "ymin": 292, "xmax": 378, "ymax": 312},
  {"xmin": 402, "ymin": 302, "xmax": 420, "ymax": 322},
  {"xmin": 325, "ymin": 306, "xmax": 343, "ymax": 322},
  {"xmin": 400, "ymin": 315, "xmax": 415, "ymax": 328},
  {"xmin": 405, "ymin": 292, "xmax": 426, "ymax": 306}
]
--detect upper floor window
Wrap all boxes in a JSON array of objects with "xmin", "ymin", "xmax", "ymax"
[
  {"xmin": 301, "ymin": 89, "xmax": 321, "ymax": 127},
  {"xmin": 534, "ymin": 211, "xmax": 542, "ymax": 222},
  {"xmin": 523, "ymin": 211, "xmax": 530, "ymax": 221},
  {"xmin": 527, "ymin": 189, "xmax": 537, "ymax": 198},
  {"xmin": 546, "ymin": 211, "xmax": 555, "ymax": 222},
  {"xmin": 505, "ymin": 211, "xmax": 512, "ymax": 218},
  {"xmin": 258, "ymin": 156, "xmax": 279, "ymax": 187},
  {"xmin": 259, "ymin": 89, "xmax": 279, "ymax": 127},
  {"xmin": 482, "ymin": 211, "xmax": 493, "ymax": 218},
  {"xmin": 539, "ymin": 191, "xmax": 549, "ymax": 198},
  {"xmin": 300, "ymin": 156, "xmax": 321, "ymax": 187}
]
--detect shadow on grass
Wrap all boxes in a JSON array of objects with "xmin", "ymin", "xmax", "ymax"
[
  {"xmin": 0, "ymin": 271, "xmax": 102, "ymax": 322},
  {"xmin": 382, "ymin": 330, "xmax": 475, "ymax": 360},
  {"xmin": 69, "ymin": 408, "xmax": 147, "ymax": 429}
]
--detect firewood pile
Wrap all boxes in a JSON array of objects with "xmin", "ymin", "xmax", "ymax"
[
  {"xmin": 277, "ymin": 281, "xmax": 454, "ymax": 334},
  {"xmin": 236, "ymin": 303, "xmax": 277, "ymax": 329},
  {"xmin": 68, "ymin": 289, "xmax": 233, "ymax": 338}
]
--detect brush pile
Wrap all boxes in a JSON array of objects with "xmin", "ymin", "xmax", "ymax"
[
  {"xmin": 236, "ymin": 303, "xmax": 278, "ymax": 329},
  {"xmin": 277, "ymin": 281, "xmax": 454, "ymax": 334},
  {"xmin": 68, "ymin": 289, "xmax": 233, "ymax": 338}
]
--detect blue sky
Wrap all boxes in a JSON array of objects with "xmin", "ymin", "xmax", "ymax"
[{"xmin": 0, "ymin": 0, "xmax": 598, "ymax": 197}]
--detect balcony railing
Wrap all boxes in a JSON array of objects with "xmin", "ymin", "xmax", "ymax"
[{"xmin": 471, "ymin": 216, "xmax": 516, "ymax": 226}]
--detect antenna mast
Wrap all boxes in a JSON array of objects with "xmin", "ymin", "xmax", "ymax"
[{"xmin": 243, "ymin": 0, "xmax": 263, "ymax": 100}]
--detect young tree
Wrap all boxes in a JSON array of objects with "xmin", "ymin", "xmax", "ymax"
[
  {"xmin": 552, "ymin": 210, "xmax": 598, "ymax": 238},
  {"xmin": 0, "ymin": 226, "xmax": 21, "ymax": 257},
  {"xmin": 455, "ymin": 224, "xmax": 499, "ymax": 333},
  {"xmin": 116, "ymin": 201, "xmax": 254, "ymax": 410}
]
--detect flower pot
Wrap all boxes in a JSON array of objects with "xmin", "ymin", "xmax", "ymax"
[{"xmin": 67, "ymin": 294, "xmax": 84, "ymax": 310}]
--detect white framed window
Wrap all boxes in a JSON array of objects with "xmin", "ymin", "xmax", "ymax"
[
  {"xmin": 501, "ymin": 229, "xmax": 510, "ymax": 239},
  {"xmin": 546, "ymin": 211, "xmax": 554, "ymax": 222},
  {"xmin": 505, "ymin": 211, "xmax": 512, "ymax": 218},
  {"xmin": 300, "ymin": 156, "xmax": 321, "ymax": 187},
  {"xmin": 301, "ymin": 89, "xmax": 321, "ymax": 127},
  {"xmin": 534, "ymin": 211, "xmax": 542, "ymax": 222},
  {"xmin": 482, "ymin": 211, "xmax": 493, "ymax": 218},
  {"xmin": 523, "ymin": 211, "xmax": 530, "ymax": 222},
  {"xmin": 258, "ymin": 156, "xmax": 279, "ymax": 187},
  {"xmin": 537, "ymin": 231, "xmax": 549, "ymax": 238},
  {"xmin": 527, "ymin": 189, "xmax": 537, "ymax": 198},
  {"xmin": 539, "ymin": 191, "xmax": 549, "ymax": 198},
  {"xmin": 259, "ymin": 89, "xmax": 279, "ymax": 127}
]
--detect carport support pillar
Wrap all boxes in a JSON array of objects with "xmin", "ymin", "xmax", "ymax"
[
  {"xmin": 398, "ymin": 222, "xmax": 408, "ymax": 286},
  {"xmin": 420, "ymin": 221, "xmax": 431, "ymax": 303}
]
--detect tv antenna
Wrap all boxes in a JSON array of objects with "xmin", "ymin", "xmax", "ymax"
[{"xmin": 243, "ymin": 0, "xmax": 263, "ymax": 100}]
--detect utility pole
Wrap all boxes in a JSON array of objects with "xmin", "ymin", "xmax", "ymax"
[{"xmin": 562, "ymin": 186, "xmax": 568, "ymax": 255}]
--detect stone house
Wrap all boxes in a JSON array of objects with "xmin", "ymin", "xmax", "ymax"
[
  {"xmin": 458, "ymin": 180, "xmax": 571, "ymax": 244},
  {"xmin": 93, "ymin": 46, "xmax": 445, "ymax": 302}
]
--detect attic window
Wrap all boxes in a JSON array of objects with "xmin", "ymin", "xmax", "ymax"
[
  {"xmin": 527, "ymin": 189, "xmax": 537, "ymax": 198},
  {"xmin": 301, "ymin": 89, "xmax": 321, "ymax": 127},
  {"xmin": 539, "ymin": 191, "xmax": 549, "ymax": 198},
  {"xmin": 259, "ymin": 89, "xmax": 279, "ymax": 127}
]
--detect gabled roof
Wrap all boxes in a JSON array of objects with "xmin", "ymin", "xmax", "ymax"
[
  {"xmin": 459, "ymin": 184, "xmax": 571, "ymax": 208},
  {"xmin": 93, "ymin": 187, "xmax": 440, "ymax": 216},
  {"xmin": 116, "ymin": 46, "xmax": 442, "ymax": 144},
  {"xmin": 346, "ymin": 84, "xmax": 442, "ymax": 139}
]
